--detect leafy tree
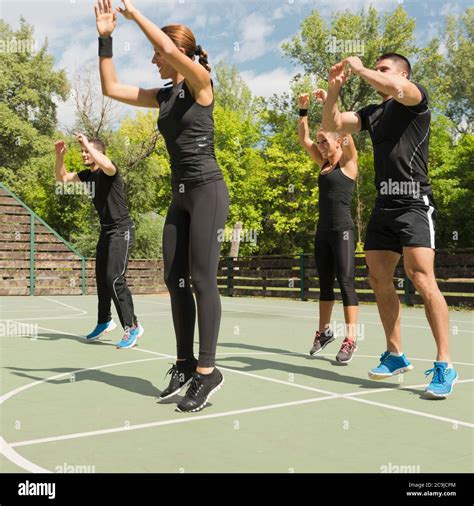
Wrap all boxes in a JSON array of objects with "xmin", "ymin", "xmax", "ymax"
[{"xmin": 0, "ymin": 19, "xmax": 68, "ymax": 198}]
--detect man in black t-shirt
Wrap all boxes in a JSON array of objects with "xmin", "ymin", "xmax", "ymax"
[
  {"xmin": 322, "ymin": 53, "xmax": 457, "ymax": 399},
  {"xmin": 54, "ymin": 135, "xmax": 143, "ymax": 349}
]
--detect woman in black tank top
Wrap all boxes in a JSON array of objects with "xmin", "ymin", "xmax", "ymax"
[
  {"xmin": 297, "ymin": 89, "xmax": 360, "ymax": 364},
  {"xmin": 96, "ymin": 0, "xmax": 228, "ymax": 412}
]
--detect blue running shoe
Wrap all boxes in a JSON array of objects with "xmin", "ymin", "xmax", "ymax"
[
  {"xmin": 368, "ymin": 351, "xmax": 414, "ymax": 380},
  {"xmin": 85, "ymin": 320, "xmax": 117, "ymax": 341},
  {"xmin": 116, "ymin": 323, "xmax": 144, "ymax": 349},
  {"xmin": 424, "ymin": 362, "xmax": 458, "ymax": 399}
]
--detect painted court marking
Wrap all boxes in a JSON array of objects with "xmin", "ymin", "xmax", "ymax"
[
  {"xmin": 3, "ymin": 326, "xmax": 473, "ymax": 438},
  {"xmin": 138, "ymin": 298, "xmax": 474, "ymax": 333},
  {"xmin": 0, "ymin": 437, "xmax": 50, "ymax": 473},
  {"xmin": 40, "ymin": 296, "xmax": 88, "ymax": 315},
  {"xmin": 1, "ymin": 297, "xmax": 472, "ymax": 332},
  {"xmin": 1, "ymin": 298, "xmax": 473, "ymax": 472},
  {"xmin": 141, "ymin": 297, "xmax": 474, "ymax": 325}
]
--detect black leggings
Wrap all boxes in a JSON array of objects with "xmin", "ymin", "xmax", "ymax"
[
  {"xmin": 96, "ymin": 224, "xmax": 137, "ymax": 328},
  {"xmin": 163, "ymin": 179, "xmax": 230, "ymax": 367},
  {"xmin": 314, "ymin": 228, "xmax": 358, "ymax": 307}
]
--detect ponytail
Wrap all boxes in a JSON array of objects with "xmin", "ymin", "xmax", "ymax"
[{"xmin": 194, "ymin": 44, "xmax": 211, "ymax": 73}]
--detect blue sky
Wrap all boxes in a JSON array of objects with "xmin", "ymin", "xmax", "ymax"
[{"xmin": 1, "ymin": 0, "xmax": 470, "ymax": 129}]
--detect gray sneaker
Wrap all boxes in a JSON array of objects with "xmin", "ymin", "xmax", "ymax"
[
  {"xmin": 336, "ymin": 338, "xmax": 358, "ymax": 363},
  {"xmin": 309, "ymin": 330, "xmax": 335, "ymax": 355}
]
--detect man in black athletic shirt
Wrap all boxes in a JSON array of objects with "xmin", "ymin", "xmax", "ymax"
[
  {"xmin": 54, "ymin": 134, "xmax": 143, "ymax": 349},
  {"xmin": 322, "ymin": 53, "xmax": 458, "ymax": 398}
]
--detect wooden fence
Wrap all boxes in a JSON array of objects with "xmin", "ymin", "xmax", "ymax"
[
  {"xmin": 217, "ymin": 252, "xmax": 474, "ymax": 308},
  {"xmin": 0, "ymin": 183, "xmax": 85, "ymax": 296},
  {"xmin": 1, "ymin": 182, "xmax": 473, "ymax": 306},
  {"xmin": 84, "ymin": 259, "xmax": 166, "ymax": 295},
  {"xmin": 0, "ymin": 183, "xmax": 167, "ymax": 296}
]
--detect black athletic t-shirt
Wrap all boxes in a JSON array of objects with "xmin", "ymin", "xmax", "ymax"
[
  {"xmin": 357, "ymin": 83, "xmax": 432, "ymax": 209},
  {"xmin": 156, "ymin": 79, "xmax": 223, "ymax": 191},
  {"xmin": 77, "ymin": 164, "xmax": 132, "ymax": 228},
  {"xmin": 317, "ymin": 162, "xmax": 355, "ymax": 231}
]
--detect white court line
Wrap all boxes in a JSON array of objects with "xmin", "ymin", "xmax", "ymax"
[
  {"xmin": 2, "ymin": 295, "xmax": 473, "ymax": 325},
  {"xmin": 344, "ymin": 396, "xmax": 474, "ymax": 428},
  {"xmin": 0, "ymin": 356, "xmax": 168, "ymax": 405},
  {"xmin": 138, "ymin": 300, "xmax": 474, "ymax": 334},
  {"xmin": 8, "ymin": 395, "xmax": 340, "ymax": 448},
  {"xmin": 0, "ymin": 355, "xmax": 171, "ymax": 473},
  {"xmin": 0, "ymin": 437, "xmax": 50, "ymax": 473},
  {"xmin": 130, "ymin": 346, "xmax": 474, "ymax": 368},
  {"xmin": 0, "ymin": 316, "xmax": 85, "ymax": 322},
  {"xmin": 0, "ymin": 311, "xmax": 172, "ymax": 322},
  {"xmin": 345, "ymin": 379, "xmax": 474, "ymax": 397},
  {"xmin": 141, "ymin": 297, "xmax": 474, "ymax": 324},
  {"xmin": 3, "ymin": 297, "xmax": 472, "ymax": 331},
  {"xmin": 0, "ymin": 294, "xmax": 89, "ymax": 321},
  {"xmin": 132, "ymin": 346, "xmax": 474, "ymax": 407},
  {"xmin": 131, "ymin": 348, "xmax": 337, "ymax": 396},
  {"xmin": 0, "ymin": 309, "xmax": 68, "ymax": 313},
  {"xmin": 2, "ymin": 325, "xmax": 473, "ymax": 469},
  {"xmin": 222, "ymin": 308, "xmax": 474, "ymax": 333},
  {"xmin": 40, "ymin": 296, "xmax": 88, "ymax": 316},
  {"xmin": 5, "ymin": 322, "xmax": 474, "ymax": 402},
  {"xmin": 8, "ymin": 379, "xmax": 474, "ymax": 449}
]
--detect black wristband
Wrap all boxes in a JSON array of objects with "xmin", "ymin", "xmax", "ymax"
[
  {"xmin": 299, "ymin": 109, "xmax": 308, "ymax": 117},
  {"xmin": 98, "ymin": 36, "xmax": 113, "ymax": 58}
]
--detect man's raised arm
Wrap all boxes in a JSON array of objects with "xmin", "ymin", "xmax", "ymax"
[
  {"xmin": 322, "ymin": 62, "xmax": 361, "ymax": 134},
  {"xmin": 54, "ymin": 141, "xmax": 80, "ymax": 183}
]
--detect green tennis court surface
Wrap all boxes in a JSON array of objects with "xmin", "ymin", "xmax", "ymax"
[{"xmin": 1, "ymin": 295, "xmax": 472, "ymax": 473}]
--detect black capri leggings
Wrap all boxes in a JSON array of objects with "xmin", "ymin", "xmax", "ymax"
[
  {"xmin": 163, "ymin": 179, "xmax": 230, "ymax": 367},
  {"xmin": 314, "ymin": 228, "xmax": 358, "ymax": 307}
]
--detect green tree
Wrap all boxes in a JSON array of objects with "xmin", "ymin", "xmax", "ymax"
[{"xmin": 0, "ymin": 19, "xmax": 69, "ymax": 197}]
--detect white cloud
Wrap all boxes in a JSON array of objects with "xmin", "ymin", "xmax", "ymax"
[
  {"xmin": 234, "ymin": 13, "xmax": 274, "ymax": 63},
  {"xmin": 55, "ymin": 95, "xmax": 78, "ymax": 133},
  {"xmin": 440, "ymin": 2, "xmax": 462, "ymax": 17},
  {"xmin": 240, "ymin": 66, "xmax": 301, "ymax": 99}
]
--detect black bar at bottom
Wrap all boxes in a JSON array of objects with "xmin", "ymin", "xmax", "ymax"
[{"xmin": 0, "ymin": 473, "xmax": 472, "ymax": 506}]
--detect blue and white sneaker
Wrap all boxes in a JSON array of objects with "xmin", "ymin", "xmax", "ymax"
[
  {"xmin": 116, "ymin": 323, "xmax": 144, "ymax": 349},
  {"xmin": 85, "ymin": 320, "xmax": 117, "ymax": 341},
  {"xmin": 424, "ymin": 362, "xmax": 458, "ymax": 399},
  {"xmin": 368, "ymin": 351, "xmax": 414, "ymax": 380}
]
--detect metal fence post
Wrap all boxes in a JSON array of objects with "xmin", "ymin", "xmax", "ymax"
[
  {"xmin": 81, "ymin": 257, "xmax": 86, "ymax": 295},
  {"xmin": 299, "ymin": 253, "xmax": 305, "ymax": 301},
  {"xmin": 29, "ymin": 214, "xmax": 35, "ymax": 296},
  {"xmin": 404, "ymin": 276, "xmax": 413, "ymax": 306},
  {"xmin": 226, "ymin": 256, "xmax": 233, "ymax": 297}
]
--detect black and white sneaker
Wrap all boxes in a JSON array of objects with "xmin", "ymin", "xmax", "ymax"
[
  {"xmin": 158, "ymin": 359, "xmax": 197, "ymax": 401},
  {"xmin": 176, "ymin": 368, "xmax": 224, "ymax": 413},
  {"xmin": 309, "ymin": 330, "xmax": 335, "ymax": 355}
]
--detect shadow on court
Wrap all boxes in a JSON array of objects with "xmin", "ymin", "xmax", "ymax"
[
  {"xmin": 217, "ymin": 341, "xmax": 404, "ymax": 391},
  {"xmin": 16, "ymin": 332, "xmax": 115, "ymax": 346},
  {"xmin": 4, "ymin": 366, "xmax": 161, "ymax": 398}
]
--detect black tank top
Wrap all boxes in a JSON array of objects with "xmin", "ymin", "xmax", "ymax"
[
  {"xmin": 317, "ymin": 162, "xmax": 355, "ymax": 231},
  {"xmin": 156, "ymin": 79, "xmax": 223, "ymax": 191}
]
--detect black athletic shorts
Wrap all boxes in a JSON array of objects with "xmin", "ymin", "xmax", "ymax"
[{"xmin": 364, "ymin": 196, "xmax": 436, "ymax": 254}]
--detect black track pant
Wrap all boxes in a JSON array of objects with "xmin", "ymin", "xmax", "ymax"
[
  {"xmin": 163, "ymin": 180, "xmax": 230, "ymax": 368},
  {"xmin": 96, "ymin": 224, "xmax": 137, "ymax": 329},
  {"xmin": 314, "ymin": 228, "xmax": 358, "ymax": 307}
]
